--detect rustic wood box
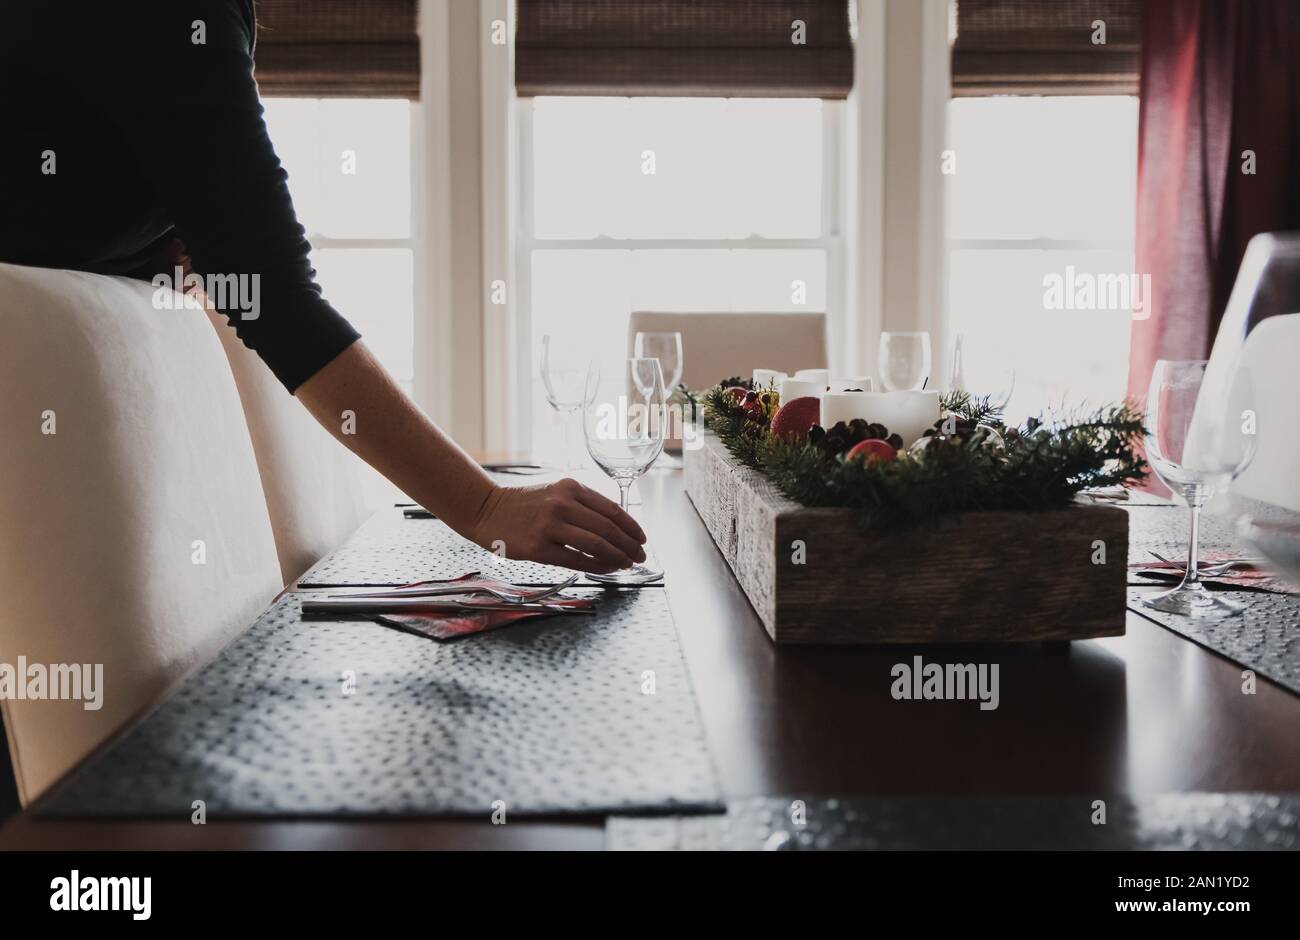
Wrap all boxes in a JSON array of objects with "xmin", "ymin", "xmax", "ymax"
[{"xmin": 684, "ymin": 431, "xmax": 1128, "ymax": 644}]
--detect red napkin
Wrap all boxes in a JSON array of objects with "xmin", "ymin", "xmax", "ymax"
[
  {"xmin": 366, "ymin": 573, "xmax": 596, "ymax": 641},
  {"xmin": 1131, "ymin": 551, "xmax": 1297, "ymax": 595}
]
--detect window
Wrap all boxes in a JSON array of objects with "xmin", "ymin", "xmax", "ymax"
[
  {"xmin": 946, "ymin": 95, "xmax": 1139, "ymax": 421},
  {"xmin": 520, "ymin": 96, "xmax": 839, "ymax": 463},
  {"xmin": 260, "ymin": 98, "xmax": 416, "ymax": 396}
]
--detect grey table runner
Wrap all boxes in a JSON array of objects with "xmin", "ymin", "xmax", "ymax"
[
  {"xmin": 41, "ymin": 588, "xmax": 720, "ymax": 819},
  {"xmin": 607, "ymin": 794, "xmax": 1300, "ymax": 850}
]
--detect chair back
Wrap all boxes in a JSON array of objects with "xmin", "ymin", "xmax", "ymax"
[{"xmin": 0, "ymin": 264, "xmax": 283, "ymax": 803}]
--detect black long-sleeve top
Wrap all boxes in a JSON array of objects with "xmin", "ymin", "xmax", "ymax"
[{"xmin": 0, "ymin": 1, "xmax": 361, "ymax": 391}]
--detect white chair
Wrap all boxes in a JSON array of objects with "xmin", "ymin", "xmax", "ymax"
[
  {"xmin": 1198, "ymin": 234, "xmax": 1300, "ymax": 513},
  {"xmin": 1216, "ymin": 312, "xmax": 1300, "ymax": 512},
  {"xmin": 0, "ymin": 263, "xmax": 284, "ymax": 804},
  {"xmin": 203, "ymin": 306, "xmax": 373, "ymax": 585}
]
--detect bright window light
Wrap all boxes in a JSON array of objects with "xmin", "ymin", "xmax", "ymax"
[
  {"xmin": 260, "ymin": 98, "xmax": 414, "ymax": 390},
  {"xmin": 532, "ymin": 97, "xmax": 824, "ymax": 239},
  {"xmin": 947, "ymin": 96, "xmax": 1138, "ymax": 422}
]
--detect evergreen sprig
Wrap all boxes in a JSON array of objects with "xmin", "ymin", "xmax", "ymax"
[{"xmin": 700, "ymin": 383, "xmax": 1147, "ymax": 529}]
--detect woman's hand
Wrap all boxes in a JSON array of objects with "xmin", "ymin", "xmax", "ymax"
[
  {"xmin": 296, "ymin": 342, "xmax": 646, "ymax": 573},
  {"xmin": 471, "ymin": 478, "xmax": 647, "ymax": 574}
]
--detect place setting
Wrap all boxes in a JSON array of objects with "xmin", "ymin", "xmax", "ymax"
[{"xmin": 1115, "ymin": 318, "xmax": 1300, "ymax": 693}]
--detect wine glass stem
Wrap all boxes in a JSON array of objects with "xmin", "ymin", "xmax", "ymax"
[
  {"xmin": 1181, "ymin": 490, "xmax": 1205, "ymax": 589},
  {"xmin": 617, "ymin": 479, "xmax": 632, "ymax": 514},
  {"xmin": 563, "ymin": 411, "xmax": 573, "ymax": 469}
]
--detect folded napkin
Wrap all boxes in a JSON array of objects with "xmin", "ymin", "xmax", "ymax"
[
  {"xmin": 375, "ymin": 595, "xmax": 595, "ymax": 641},
  {"xmin": 1131, "ymin": 551, "xmax": 1297, "ymax": 595},
  {"xmin": 356, "ymin": 573, "xmax": 597, "ymax": 641}
]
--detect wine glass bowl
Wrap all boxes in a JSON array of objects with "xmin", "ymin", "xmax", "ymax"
[
  {"xmin": 581, "ymin": 358, "xmax": 666, "ymax": 584},
  {"xmin": 879, "ymin": 331, "xmax": 932, "ymax": 392},
  {"xmin": 633, "ymin": 331, "xmax": 684, "ymax": 393},
  {"xmin": 541, "ymin": 334, "xmax": 595, "ymax": 469},
  {"xmin": 540, "ymin": 334, "xmax": 589, "ymax": 413}
]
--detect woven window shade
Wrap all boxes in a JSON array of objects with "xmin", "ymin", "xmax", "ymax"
[
  {"xmin": 252, "ymin": 0, "xmax": 420, "ymax": 98},
  {"xmin": 952, "ymin": 0, "xmax": 1139, "ymax": 96},
  {"xmin": 515, "ymin": 0, "xmax": 854, "ymax": 98}
]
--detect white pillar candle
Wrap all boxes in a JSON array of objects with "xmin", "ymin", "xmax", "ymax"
[
  {"xmin": 819, "ymin": 391, "xmax": 872, "ymax": 429},
  {"xmin": 752, "ymin": 369, "xmax": 788, "ymax": 389},
  {"xmin": 779, "ymin": 378, "xmax": 825, "ymax": 403},
  {"xmin": 793, "ymin": 368, "xmax": 829, "ymax": 387},
  {"xmin": 818, "ymin": 390, "xmax": 940, "ymax": 445},
  {"xmin": 829, "ymin": 376, "xmax": 875, "ymax": 392}
]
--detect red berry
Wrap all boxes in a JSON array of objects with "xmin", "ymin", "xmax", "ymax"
[{"xmin": 846, "ymin": 438, "xmax": 897, "ymax": 467}]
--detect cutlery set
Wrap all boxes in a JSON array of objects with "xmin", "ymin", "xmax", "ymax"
[{"xmin": 301, "ymin": 573, "xmax": 594, "ymax": 617}]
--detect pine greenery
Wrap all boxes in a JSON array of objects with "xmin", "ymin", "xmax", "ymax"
[{"xmin": 701, "ymin": 383, "xmax": 1148, "ymax": 529}]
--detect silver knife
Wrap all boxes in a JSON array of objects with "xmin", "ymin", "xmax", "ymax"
[{"xmin": 301, "ymin": 597, "xmax": 595, "ymax": 615}]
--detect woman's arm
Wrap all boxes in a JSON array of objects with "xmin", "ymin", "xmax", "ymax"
[{"xmin": 296, "ymin": 342, "xmax": 647, "ymax": 575}]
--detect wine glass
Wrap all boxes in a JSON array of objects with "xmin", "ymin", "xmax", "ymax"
[
  {"xmin": 634, "ymin": 331, "xmax": 684, "ymax": 466},
  {"xmin": 1143, "ymin": 359, "xmax": 1256, "ymax": 617},
  {"xmin": 540, "ymin": 334, "xmax": 594, "ymax": 469},
  {"xmin": 581, "ymin": 358, "xmax": 666, "ymax": 584},
  {"xmin": 634, "ymin": 331, "xmax": 683, "ymax": 393},
  {"xmin": 879, "ymin": 331, "xmax": 932, "ymax": 391}
]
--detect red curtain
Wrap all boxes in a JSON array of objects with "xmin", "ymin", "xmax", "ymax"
[{"xmin": 1128, "ymin": 0, "xmax": 1300, "ymax": 404}]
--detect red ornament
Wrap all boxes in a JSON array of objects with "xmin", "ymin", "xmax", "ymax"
[
  {"xmin": 846, "ymin": 438, "xmax": 898, "ymax": 467},
  {"xmin": 723, "ymin": 387, "xmax": 749, "ymax": 408},
  {"xmin": 770, "ymin": 396, "xmax": 821, "ymax": 441}
]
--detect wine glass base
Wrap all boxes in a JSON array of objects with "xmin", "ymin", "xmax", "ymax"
[
  {"xmin": 1141, "ymin": 583, "xmax": 1244, "ymax": 618},
  {"xmin": 587, "ymin": 563, "xmax": 664, "ymax": 585}
]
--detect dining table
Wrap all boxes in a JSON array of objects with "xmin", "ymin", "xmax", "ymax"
[{"xmin": 2, "ymin": 466, "xmax": 1298, "ymax": 851}]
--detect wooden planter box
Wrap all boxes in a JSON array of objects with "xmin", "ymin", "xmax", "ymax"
[{"xmin": 684, "ymin": 431, "xmax": 1128, "ymax": 644}]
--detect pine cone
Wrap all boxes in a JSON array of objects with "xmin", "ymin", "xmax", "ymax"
[{"xmin": 811, "ymin": 418, "xmax": 892, "ymax": 458}]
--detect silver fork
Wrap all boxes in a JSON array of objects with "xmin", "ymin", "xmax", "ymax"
[
  {"xmin": 1148, "ymin": 551, "xmax": 1260, "ymax": 578},
  {"xmin": 334, "ymin": 574, "xmax": 580, "ymax": 605}
]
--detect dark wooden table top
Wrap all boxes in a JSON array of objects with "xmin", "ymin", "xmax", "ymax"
[{"xmin": 3, "ymin": 470, "xmax": 1298, "ymax": 850}]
